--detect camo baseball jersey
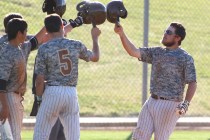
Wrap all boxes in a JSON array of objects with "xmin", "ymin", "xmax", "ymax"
[
  {"xmin": 0, "ymin": 35, "xmax": 8, "ymax": 52},
  {"xmin": 0, "ymin": 39, "xmax": 34, "ymax": 140},
  {"xmin": 35, "ymin": 38, "xmax": 92, "ymax": 86},
  {"xmin": 33, "ymin": 38, "xmax": 93, "ymax": 140},
  {"xmin": 140, "ymin": 47, "xmax": 196, "ymax": 101},
  {"xmin": 132, "ymin": 47, "xmax": 197, "ymax": 140},
  {"xmin": 0, "ymin": 35, "xmax": 33, "ymax": 51}
]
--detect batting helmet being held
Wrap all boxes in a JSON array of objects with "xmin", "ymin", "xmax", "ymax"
[
  {"xmin": 76, "ymin": 1, "xmax": 106, "ymax": 27},
  {"xmin": 106, "ymin": 0, "xmax": 128, "ymax": 24},
  {"xmin": 42, "ymin": 0, "xmax": 66, "ymax": 17}
]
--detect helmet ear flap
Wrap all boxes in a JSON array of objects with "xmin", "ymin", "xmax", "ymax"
[{"xmin": 120, "ymin": 10, "xmax": 128, "ymax": 19}]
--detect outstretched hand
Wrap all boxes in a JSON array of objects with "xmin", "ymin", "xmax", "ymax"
[
  {"xmin": 91, "ymin": 27, "xmax": 101, "ymax": 40},
  {"xmin": 69, "ymin": 16, "xmax": 83, "ymax": 28},
  {"xmin": 114, "ymin": 23, "xmax": 124, "ymax": 36}
]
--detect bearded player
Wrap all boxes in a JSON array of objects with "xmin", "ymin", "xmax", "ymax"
[{"xmin": 114, "ymin": 22, "xmax": 197, "ymax": 140}]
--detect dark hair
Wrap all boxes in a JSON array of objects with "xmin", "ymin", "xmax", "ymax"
[
  {"xmin": 44, "ymin": 14, "xmax": 62, "ymax": 33},
  {"xmin": 4, "ymin": 13, "xmax": 23, "ymax": 33},
  {"xmin": 7, "ymin": 18, "xmax": 27, "ymax": 41},
  {"xmin": 170, "ymin": 22, "xmax": 186, "ymax": 45}
]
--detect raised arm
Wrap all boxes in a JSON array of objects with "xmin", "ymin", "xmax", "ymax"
[
  {"xmin": 64, "ymin": 16, "xmax": 83, "ymax": 36},
  {"xmin": 29, "ymin": 27, "xmax": 47, "ymax": 50},
  {"xmin": 90, "ymin": 27, "xmax": 101, "ymax": 62},
  {"xmin": 114, "ymin": 24, "xmax": 141, "ymax": 58}
]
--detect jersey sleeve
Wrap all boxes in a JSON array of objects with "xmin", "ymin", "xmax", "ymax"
[
  {"xmin": 139, "ymin": 47, "xmax": 154, "ymax": 64},
  {"xmin": 21, "ymin": 41, "xmax": 32, "ymax": 56},
  {"xmin": 184, "ymin": 56, "xmax": 197, "ymax": 83},
  {"xmin": 78, "ymin": 42, "xmax": 93, "ymax": 62}
]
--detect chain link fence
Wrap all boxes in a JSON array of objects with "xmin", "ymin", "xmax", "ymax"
[{"xmin": 1, "ymin": 0, "xmax": 210, "ymax": 117}]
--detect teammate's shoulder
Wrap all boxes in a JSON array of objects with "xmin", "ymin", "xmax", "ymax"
[
  {"xmin": 178, "ymin": 48, "xmax": 192, "ymax": 56},
  {"xmin": 66, "ymin": 38, "xmax": 82, "ymax": 43},
  {"xmin": 178, "ymin": 48, "xmax": 194, "ymax": 61},
  {"xmin": 0, "ymin": 35, "xmax": 8, "ymax": 44},
  {"xmin": 64, "ymin": 38, "xmax": 84, "ymax": 47}
]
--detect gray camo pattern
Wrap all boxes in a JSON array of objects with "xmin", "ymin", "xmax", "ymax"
[
  {"xmin": 140, "ymin": 47, "xmax": 196, "ymax": 101},
  {"xmin": 0, "ymin": 42, "xmax": 32, "ymax": 94},
  {"xmin": 0, "ymin": 35, "xmax": 34, "ymax": 94},
  {"xmin": 35, "ymin": 38, "xmax": 93, "ymax": 86}
]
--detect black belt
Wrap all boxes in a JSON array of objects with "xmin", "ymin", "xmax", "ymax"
[
  {"xmin": 48, "ymin": 85, "xmax": 76, "ymax": 87},
  {"xmin": 151, "ymin": 93, "xmax": 168, "ymax": 100}
]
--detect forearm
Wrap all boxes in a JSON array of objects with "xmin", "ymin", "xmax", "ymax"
[
  {"xmin": 35, "ymin": 75, "xmax": 45, "ymax": 96},
  {"xmin": 91, "ymin": 37, "xmax": 100, "ymax": 62},
  {"xmin": 119, "ymin": 32, "xmax": 140, "ymax": 58},
  {"xmin": 64, "ymin": 24, "xmax": 73, "ymax": 36},
  {"xmin": 34, "ymin": 27, "xmax": 46, "ymax": 44},
  {"xmin": 184, "ymin": 81, "xmax": 197, "ymax": 102}
]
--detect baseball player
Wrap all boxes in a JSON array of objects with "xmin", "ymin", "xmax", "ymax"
[
  {"xmin": 114, "ymin": 22, "xmax": 197, "ymax": 140},
  {"xmin": 0, "ymin": 13, "xmax": 37, "ymax": 140},
  {"xmin": 31, "ymin": 1, "xmax": 81, "ymax": 139},
  {"xmin": 30, "ymin": 16, "xmax": 83, "ymax": 140},
  {"xmin": 33, "ymin": 14, "xmax": 101, "ymax": 140},
  {"xmin": 0, "ymin": 18, "xmax": 46, "ymax": 140}
]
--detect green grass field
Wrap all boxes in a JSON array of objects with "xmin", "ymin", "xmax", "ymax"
[
  {"xmin": 21, "ymin": 130, "xmax": 210, "ymax": 140},
  {"xmin": 1, "ymin": 0, "xmax": 210, "ymax": 117}
]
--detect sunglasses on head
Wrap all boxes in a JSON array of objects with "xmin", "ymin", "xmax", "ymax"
[{"xmin": 164, "ymin": 30, "xmax": 175, "ymax": 35}]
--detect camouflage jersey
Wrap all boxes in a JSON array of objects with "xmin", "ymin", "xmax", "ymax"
[
  {"xmin": 139, "ymin": 47, "xmax": 196, "ymax": 101},
  {"xmin": 35, "ymin": 38, "xmax": 93, "ymax": 87},
  {"xmin": 0, "ymin": 42, "xmax": 33, "ymax": 94},
  {"xmin": 0, "ymin": 35, "xmax": 8, "ymax": 51},
  {"xmin": 0, "ymin": 34, "xmax": 33, "ymax": 50},
  {"xmin": 0, "ymin": 34, "xmax": 33, "ymax": 44}
]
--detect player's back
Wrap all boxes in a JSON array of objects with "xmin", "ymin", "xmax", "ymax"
[{"xmin": 37, "ymin": 37, "xmax": 90, "ymax": 86}]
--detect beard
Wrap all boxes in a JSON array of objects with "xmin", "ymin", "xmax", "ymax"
[{"xmin": 161, "ymin": 39, "xmax": 176, "ymax": 47}]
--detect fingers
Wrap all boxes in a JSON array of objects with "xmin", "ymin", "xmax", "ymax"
[
  {"xmin": 114, "ymin": 23, "xmax": 123, "ymax": 34},
  {"xmin": 175, "ymin": 107, "xmax": 186, "ymax": 116},
  {"xmin": 91, "ymin": 27, "xmax": 101, "ymax": 36}
]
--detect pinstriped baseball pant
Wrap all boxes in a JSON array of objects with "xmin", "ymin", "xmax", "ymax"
[
  {"xmin": 3, "ymin": 92, "xmax": 24, "ymax": 140},
  {"xmin": 132, "ymin": 97, "xmax": 181, "ymax": 140},
  {"xmin": 33, "ymin": 86, "xmax": 80, "ymax": 140}
]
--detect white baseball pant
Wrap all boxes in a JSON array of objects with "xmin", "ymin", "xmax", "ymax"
[
  {"xmin": 4, "ymin": 92, "xmax": 24, "ymax": 140},
  {"xmin": 132, "ymin": 97, "xmax": 181, "ymax": 140},
  {"xmin": 33, "ymin": 86, "xmax": 80, "ymax": 140}
]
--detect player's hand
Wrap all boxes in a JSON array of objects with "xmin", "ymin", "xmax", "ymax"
[
  {"xmin": 114, "ymin": 23, "xmax": 124, "ymax": 36},
  {"xmin": 69, "ymin": 16, "xmax": 83, "ymax": 28},
  {"xmin": 62, "ymin": 19, "xmax": 68, "ymax": 26},
  {"xmin": 176, "ymin": 100, "xmax": 190, "ymax": 115},
  {"xmin": 91, "ymin": 27, "xmax": 101, "ymax": 40},
  {"xmin": 36, "ymin": 95, "xmax": 42, "ymax": 105}
]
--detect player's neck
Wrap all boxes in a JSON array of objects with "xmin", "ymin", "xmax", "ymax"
[
  {"xmin": 9, "ymin": 39, "xmax": 22, "ymax": 48},
  {"xmin": 49, "ymin": 32, "xmax": 64, "ymax": 39}
]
